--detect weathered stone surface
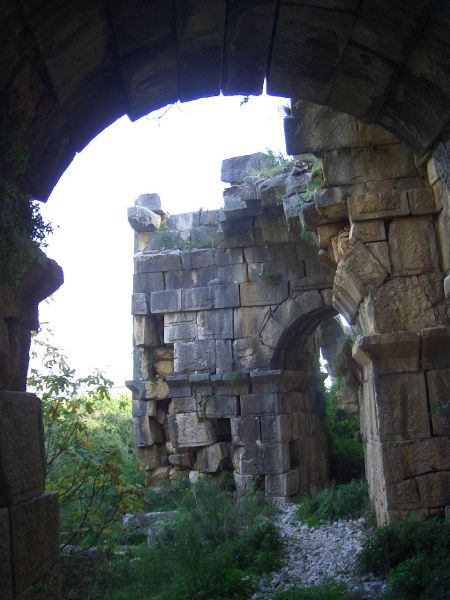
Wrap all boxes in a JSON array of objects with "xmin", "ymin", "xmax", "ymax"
[
  {"xmin": 168, "ymin": 452, "xmax": 195, "ymax": 469},
  {"xmin": 260, "ymin": 414, "xmax": 291, "ymax": 443},
  {"xmin": 240, "ymin": 393, "xmax": 291, "ymax": 416},
  {"xmin": 164, "ymin": 321, "xmax": 197, "ymax": 343},
  {"xmin": 259, "ymin": 172, "xmax": 289, "ymax": 208},
  {"xmin": 221, "ymin": 153, "xmax": 272, "ymax": 184},
  {"xmin": 171, "ymin": 396, "xmax": 197, "ymax": 414},
  {"xmin": 203, "ymin": 395, "xmax": 238, "ymax": 418},
  {"xmin": 233, "ymin": 443, "xmax": 290, "ymax": 474},
  {"xmin": 232, "ymin": 337, "xmax": 273, "ymax": 371},
  {"xmin": 134, "ymin": 417, "xmax": 164, "ymax": 446},
  {"xmin": 230, "ymin": 416, "xmax": 260, "ymax": 445},
  {"xmin": 132, "ymin": 293, "xmax": 149, "ymax": 315},
  {"xmin": 425, "ymin": 369, "xmax": 450, "ymax": 436},
  {"xmin": 136, "ymin": 251, "xmax": 181, "ymax": 273},
  {"xmin": 138, "ymin": 445, "xmax": 162, "ymax": 471},
  {"xmin": 233, "ymin": 306, "xmax": 269, "ymax": 338},
  {"xmin": 314, "ymin": 186, "xmax": 349, "ymax": 221},
  {"xmin": 10, "ymin": 492, "xmax": 59, "ymax": 595},
  {"xmin": 215, "ymin": 339, "xmax": 233, "ymax": 372},
  {"xmin": 151, "ymin": 290, "xmax": 182, "ymax": 314},
  {"xmin": 353, "ymin": 332, "xmax": 421, "ymax": 374},
  {"xmin": 126, "ymin": 379, "xmax": 169, "ymax": 401},
  {"xmin": 0, "ymin": 508, "xmax": 12, "ymax": 600},
  {"xmin": 388, "ymin": 216, "xmax": 439, "ymax": 276},
  {"xmin": 407, "ymin": 188, "xmax": 438, "ymax": 215},
  {"xmin": 349, "ymin": 220, "xmax": 386, "ymax": 243},
  {"xmin": 421, "ymin": 326, "xmax": 450, "ymax": 370},
  {"xmin": 134, "ymin": 316, "xmax": 162, "ymax": 346},
  {"xmin": 374, "ymin": 372, "xmax": 430, "ymax": 442},
  {"xmin": 0, "ymin": 392, "xmax": 45, "ymax": 507},
  {"xmin": 135, "ymin": 193, "xmax": 162, "ymax": 213},
  {"xmin": 133, "ymin": 272, "xmax": 165, "ymax": 294},
  {"xmin": 196, "ymin": 443, "xmax": 230, "ymax": 473},
  {"xmin": 128, "ymin": 206, "xmax": 161, "ymax": 232},
  {"xmin": 335, "ymin": 241, "xmax": 387, "ymax": 298},
  {"xmin": 132, "ymin": 398, "xmax": 157, "ymax": 418},
  {"xmin": 317, "ymin": 222, "xmax": 346, "ymax": 249},
  {"xmin": 168, "ymin": 413, "xmax": 216, "ymax": 447},
  {"xmin": 197, "ymin": 309, "xmax": 233, "ymax": 339},
  {"xmin": 348, "ymin": 190, "xmax": 410, "ymax": 222},
  {"xmin": 180, "ymin": 248, "xmax": 214, "ymax": 269},
  {"xmin": 240, "ymin": 281, "xmax": 288, "ymax": 306},
  {"xmin": 174, "ymin": 340, "xmax": 216, "ymax": 373},
  {"xmin": 265, "ymin": 470, "xmax": 299, "ymax": 496},
  {"xmin": 367, "ymin": 241, "xmax": 391, "ymax": 272}
]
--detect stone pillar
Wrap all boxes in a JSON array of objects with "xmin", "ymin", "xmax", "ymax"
[{"xmin": 286, "ymin": 101, "xmax": 450, "ymax": 523}]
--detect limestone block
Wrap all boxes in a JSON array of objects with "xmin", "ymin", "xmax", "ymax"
[
  {"xmin": 164, "ymin": 322, "xmax": 197, "ymax": 343},
  {"xmin": 180, "ymin": 248, "xmax": 214, "ymax": 269},
  {"xmin": 241, "ymin": 393, "xmax": 291, "ymax": 416},
  {"xmin": 214, "ymin": 248, "xmax": 244, "ymax": 266},
  {"xmin": 211, "ymin": 283, "xmax": 240, "ymax": 309},
  {"xmin": 204, "ymin": 395, "xmax": 238, "ymax": 418},
  {"xmin": 134, "ymin": 316, "xmax": 162, "ymax": 346},
  {"xmin": 259, "ymin": 172, "xmax": 289, "ymax": 208},
  {"xmin": 181, "ymin": 287, "xmax": 213, "ymax": 311},
  {"xmin": 127, "ymin": 205, "xmax": 161, "ymax": 232},
  {"xmin": 174, "ymin": 340, "xmax": 216, "ymax": 373},
  {"xmin": 314, "ymin": 186, "xmax": 349, "ymax": 221},
  {"xmin": 290, "ymin": 274, "xmax": 335, "ymax": 292},
  {"xmin": 168, "ymin": 413, "xmax": 216, "ymax": 447},
  {"xmin": 283, "ymin": 195, "xmax": 301, "ymax": 229},
  {"xmin": 131, "ymin": 293, "xmax": 149, "ymax": 315},
  {"xmin": 146, "ymin": 467, "xmax": 170, "ymax": 486},
  {"xmin": 134, "ymin": 417, "xmax": 164, "ymax": 446},
  {"xmin": 244, "ymin": 245, "xmax": 274, "ymax": 263},
  {"xmin": 154, "ymin": 359, "xmax": 174, "ymax": 377},
  {"xmin": 261, "ymin": 415, "xmax": 292, "ymax": 443},
  {"xmin": 126, "ymin": 378, "xmax": 169, "ymax": 401},
  {"xmin": 349, "ymin": 220, "xmax": 386, "ymax": 243},
  {"xmin": 254, "ymin": 213, "xmax": 291, "ymax": 244},
  {"xmin": 0, "ymin": 392, "xmax": 45, "ymax": 507},
  {"xmin": 190, "ymin": 226, "xmax": 218, "ymax": 248},
  {"xmin": 330, "ymin": 229, "xmax": 355, "ymax": 263},
  {"xmin": 240, "ymin": 281, "xmax": 288, "ymax": 306},
  {"xmin": 348, "ymin": 190, "xmax": 410, "ymax": 222},
  {"xmin": 189, "ymin": 373, "xmax": 213, "ymax": 395},
  {"xmin": 234, "ymin": 306, "xmax": 269, "ymax": 339},
  {"xmin": 233, "ymin": 473, "xmax": 256, "ymax": 492},
  {"xmin": 133, "ymin": 272, "xmax": 165, "ymax": 293},
  {"xmin": 196, "ymin": 263, "xmax": 248, "ymax": 286},
  {"xmin": 138, "ymin": 445, "xmax": 162, "ymax": 471},
  {"xmin": 196, "ymin": 443, "xmax": 230, "ymax": 473},
  {"xmin": 197, "ymin": 309, "xmax": 233, "ymax": 339},
  {"xmin": 340, "ymin": 241, "xmax": 388, "ymax": 292},
  {"xmin": 171, "ymin": 396, "xmax": 197, "ymax": 414},
  {"xmin": 132, "ymin": 398, "xmax": 157, "ymax": 418},
  {"xmin": 421, "ymin": 326, "xmax": 450, "ymax": 369},
  {"xmin": 386, "ymin": 472, "xmax": 450, "ymax": 511},
  {"xmin": 151, "ymin": 290, "xmax": 182, "ymax": 314},
  {"xmin": 168, "ymin": 452, "xmax": 195, "ymax": 469},
  {"xmin": 251, "ymin": 370, "xmax": 304, "ymax": 394},
  {"xmin": 407, "ymin": 188, "xmax": 438, "ymax": 215},
  {"xmin": 374, "ymin": 372, "xmax": 430, "ymax": 441},
  {"xmin": 166, "ymin": 375, "xmax": 191, "ymax": 398},
  {"xmin": 136, "ymin": 193, "xmax": 162, "ymax": 213},
  {"xmin": 234, "ymin": 443, "xmax": 290, "ymax": 475},
  {"xmin": 359, "ymin": 275, "xmax": 442, "ymax": 334},
  {"xmin": 0, "ymin": 508, "xmax": 12, "ymax": 600},
  {"xmin": 10, "ymin": 492, "xmax": 59, "ymax": 595},
  {"xmin": 221, "ymin": 153, "xmax": 272, "ymax": 184},
  {"xmin": 436, "ymin": 210, "xmax": 450, "ymax": 272},
  {"xmin": 388, "ymin": 216, "xmax": 439, "ymax": 276},
  {"xmin": 265, "ymin": 470, "xmax": 299, "ymax": 497},
  {"xmin": 164, "ymin": 312, "xmax": 196, "ymax": 325},
  {"xmin": 444, "ymin": 275, "xmax": 450, "ymax": 299},
  {"xmin": 317, "ymin": 222, "xmax": 346, "ymax": 249},
  {"xmin": 135, "ymin": 251, "xmax": 181, "ymax": 273},
  {"xmin": 248, "ymin": 259, "xmax": 304, "ymax": 282},
  {"xmin": 216, "ymin": 339, "xmax": 233, "ymax": 372},
  {"xmin": 352, "ymin": 332, "xmax": 421, "ymax": 374},
  {"xmin": 211, "ymin": 372, "xmax": 251, "ymax": 396},
  {"xmin": 232, "ymin": 338, "xmax": 273, "ymax": 371},
  {"xmin": 165, "ymin": 269, "xmax": 197, "ymax": 290},
  {"xmin": 230, "ymin": 417, "xmax": 260, "ymax": 445},
  {"xmin": 382, "ymin": 438, "xmax": 450, "ymax": 484},
  {"xmin": 324, "ymin": 145, "xmax": 417, "ymax": 187},
  {"xmin": 366, "ymin": 241, "xmax": 391, "ymax": 272}
]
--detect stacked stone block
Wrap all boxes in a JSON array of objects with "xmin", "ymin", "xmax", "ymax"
[
  {"xmin": 286, "ymin": 102, "xmax": 450, "ymax": 523},
  {"xmin": 127, "ymin": 162, "xmax": 335, "ymax": 497}
]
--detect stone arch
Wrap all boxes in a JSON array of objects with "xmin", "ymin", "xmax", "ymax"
[{"xmin": 1, "ymin": 1, "xmax": 450, "ymax": 202}]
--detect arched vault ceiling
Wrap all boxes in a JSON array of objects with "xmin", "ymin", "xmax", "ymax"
[{"xmin": 1, "ymin": 0, "xmax": 449, "ymax": 200}]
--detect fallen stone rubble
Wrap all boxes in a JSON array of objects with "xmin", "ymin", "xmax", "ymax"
[{"xmin": 252, "ymin": 503, "xmax": 388, "ymax": 599}]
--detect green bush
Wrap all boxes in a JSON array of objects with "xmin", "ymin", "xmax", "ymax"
[
  {"xmin": 297, "ymin": 480, "xmax": 369, "ymax": 527},
  {"xmin": 274, "ymin": 580, "xmax": 360, "ymax": 600},
  {"xmin": 359, "ymin": 518, "xmax": 450, "ymax": 577},
  {"xmin": 62, "ymin": 479, "xmax": 282, "ymax": 600},
  {"xmin": 325, "ymin": 381, "xmax": 365, "ymax": 484},
  {"xmin": 387, "ymin": 554, "xmax": 450, "ymax": 600}
]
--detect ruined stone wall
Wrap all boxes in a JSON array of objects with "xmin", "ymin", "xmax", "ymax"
[
  {"xmin": 127, "ymin": 160, "xmax": 336, "ymax": 499},
  {"xmin": 288, "ymin": 103, "xmax": 450, "ymax": 524}
]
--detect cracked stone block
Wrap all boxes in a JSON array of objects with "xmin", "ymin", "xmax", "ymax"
[
  {"xmin": 232, "ymin": 337, "xmax": 273, "ymax": 371},
  {"xmin": 196, "ymin": 443, "xmax": 230, "ymax": 473},
  {"xmin": 10, "ymin": 492, "xmax": 59, "ymax": 595},
  {"xmin": 388, "ymin": 216, "xmax": 439, "ymax": 276},
  {"xmin": 265, "ymin": 470, "xmax": 299, "ymax": 496},
  {"xmin": 348, "ymin": 190, "xmax": 410, "ymax": 222},
  {"xmin": 181, "ymin": 287, "xmax": 213, "ymax": 311},
  {"xmin": 181, "ymin": 248, "xmax": 214, "ymax": 269},
  {"xmin": 138, "ymin": 445, "xmax": 163, "ymax": 471},
  {"xmin": 350, "ymin": 220, "xmax": 386, "ymax": 243},
  {"xmin": 168, "ymin": 413, "xmax": 216, "ymax": 447},
  {"xmin": 352, "ymin": 331, "xmax": 421, "ymax": 374},
  {"xmin": 128, "ymin": 205, "xmax": 161, "ymax": 232},
  {"xmin": 367, "ymin": 241, "xmax": 391, "ymax": 272},
  {"xmin": 164, "ymin": 322, "xmax": 197, "ymax": 343},
  {"xmin": 0, "ymin": 392, "xmax": 45, "ymax": 507},
  {"xmin": 240, "ymin": 281, "xmax": 289, "ymax": 306},
  {"xmin": 214, "ymin": 248, "xmax": 244, "ymax": 265}
]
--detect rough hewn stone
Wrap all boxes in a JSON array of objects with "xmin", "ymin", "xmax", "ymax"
[
  {"xmin": 388, "ymin": 216, "xmax": 439, "ymax": 276},
  {"xmin": 168, "ymin": 413, "xmax": 216, "ymax": 447}
]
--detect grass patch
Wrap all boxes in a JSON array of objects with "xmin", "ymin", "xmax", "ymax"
[
  {"xmin": 359, "ymin": 518, "xmax": 450, "ymax": 599},
  {"xmin": 62, "ymin": 479, "xmax": 282, "ymax": 600},
  {"xmin": 296, "ymin": 480, "xmax": 369, "ymax": 527}
]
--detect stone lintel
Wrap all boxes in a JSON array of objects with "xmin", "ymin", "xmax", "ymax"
[{"xmin": 353, "ymin": 331, "xmax": 421, "ymax": 373}]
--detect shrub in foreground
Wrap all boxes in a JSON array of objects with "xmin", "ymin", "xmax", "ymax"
[
  {"xmin": 274, "ymin": 580, "xmax": 360, "ymax": 600},
  {"xmin": 297, "ymin": 480, "xmax": 369, "ymax": 527}
]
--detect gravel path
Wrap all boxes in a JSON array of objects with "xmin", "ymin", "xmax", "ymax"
[{"xmin": 252, "ymin": 503, "xmax": 388, "ymax": 599}]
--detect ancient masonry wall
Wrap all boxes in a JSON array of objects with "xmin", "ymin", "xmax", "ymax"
[{"xmin": 129, "ymin": 105, "xmax": 450, "ymax": 525}]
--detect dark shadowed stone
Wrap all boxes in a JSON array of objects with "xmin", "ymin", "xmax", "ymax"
[{"xmin": 0, "ymin": 509, "xmax": 13, "ymax": 600}]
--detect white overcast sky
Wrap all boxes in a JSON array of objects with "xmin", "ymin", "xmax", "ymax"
[{"xmin": 37, "ymin": 92, "xmax": 288, "ymax": 391}]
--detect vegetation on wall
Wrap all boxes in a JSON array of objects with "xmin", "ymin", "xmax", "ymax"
[{"xmin": 0, "ymin": 95, "xmax": 53, "ymax": 286}]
